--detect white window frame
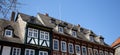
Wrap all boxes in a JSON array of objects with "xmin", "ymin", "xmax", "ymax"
[
  {"xmin": 93, "ymin": 49, "xmax": 98, "ymax": 55},
  {"xmin": 12, "ymin": 47, "xmax": 21, "ymax": 55},
  {"xmin": 40, "ymin": 31, "xmax": 49, "ymax": 40},
  {"xmin": 39, "ymin": 51, "xmax": 48, "ymax": 55},
  {"xmin": 44, "ymin": 32, "xmax": 49, "ymax": 40},
  {"xmin": 58, "ymin": 26, "xmax": 63, "ymax": 33},
  {"xmin": 72, "ymin": 30, "xmax": 77, "ymax": 37},
  {"xmin": 53, "ymin": 39, "xmax": 59, "ymax": 51},
  {"xmin": 28, "ymin": 28, "xmax": 38, "ymax": 38},
  {"xmin": 90, "ymin": 36, "xmax": 94, "ymax": 42},
  {"xmin": 5, "ymin": 29, "xmax": 13, "ymax": 37},
  {"xmin": 75, "ymin": 45, "xmax": 80, "ymax": 54},
  {"xmin": 88, "ymin": 48, "xmax": 93, "ymax": 55},
  {"xmin": 82, "ymin": 46, "xmax": 87, "ymax": 55},
  {"xmin": 68, "ymin": 43, "xmax": 74, "ymax": 54},
  {"xmin": 25, "ymin": 49, "xmax": 35, "ymax": 55},
  {"xmin": 61, "ymin": 41, "xmax": 67, "ymax": 52}
]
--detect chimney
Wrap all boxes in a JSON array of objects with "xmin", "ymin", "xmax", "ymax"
[
  {"xmin": 45, "ymin": 13, "xmax": 49, "ymax": 16},
  {"xmin": 77, "ymin": 24, "xmax": 81, "ymax": 32},
  {"xmin": 10, "ymin": 11, "xmax": 15, "ymax": 21}
]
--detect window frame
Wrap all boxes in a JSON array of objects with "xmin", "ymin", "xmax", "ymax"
[
  {"xmin": 5, "ymin": 29, "xmax": 13, "ymax": 37},
  {"xmin": 39, "ymin": 51, "xmax": 48, "ymax": 55},
  {"xmin": 61, "ymin": 41, "xmax": 67, "ymax": 52},
  {"xmin": 28, "ymin": 28, "xmax": 38, "ymax": 38},
  {"xmin": 75, "ymin": 45, "xmax": 80, "ymax": 54},
  {"xmin": 58, "ymin": 26, "xmax": 63, "ymax": 33},
  {"xmin": 93, "ymin": 49, "xmax": 98, "ymax": 55},
  {"xmin": 53, "ymin": 39, "xmax": 59, "ymax": 51},
  {"xmin": 12, "ymin": 47, "xmax": 21, "ymax": 55},
  {"xmin": 82, "ymin": 46, "xmax": 87, "ymax": 55},
  {"xmin": 88, "ymin": 48, "xmax": 93, "ymax": 55},
  {"xmin": 68, "ymin": 43, "xmax": 74, "ymax": 54},
  {"xmin": 25, "ymin": 49, "xmax": 35, "ymax": 55},
  {"xmin": 72, "ymin": 30, "xmax": 77, "ymax": 37},
  {"xmin": 40, "ymin": 30, "xmax": 49, "ymax": 40}
]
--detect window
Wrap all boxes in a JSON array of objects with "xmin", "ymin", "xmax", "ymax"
[
  {"xmin": 28, "ymin": 28, "xmax": 38, "ymax": 38},
  {"xmin": 93, "ymin": 49, "xmax": 98, "ymax": 55},
  {"xmin": 25, "ymin": 49, "xmax": 35, "ymax": 55},
  {"xmin": 82, "ymin": 46, "xmax": 87, "ymax": 55},
  {"xmin": 39, "ymin": 51, "xmax": 48, "ymax": 55},
  {"xmin": 58, "ymin": 26, "xmax": 63, "ymax": 33},
  {"xmin": 40, "ymin": 31, "xmax": 49, "ymax": 40},
  {"xmin": 53, "ymin": 39, "xmax": 59, "ymax": 50},
  {"xmin": 88, "ymin": 48, "xmax": 93, "ymax": 55},
  {"xmin": 5, "ymin": 29, "xmax": 12, "ymax": 37},
  {"xmin": 68, "ymin": 43, "xmax": 74, "ymax": 54},
  {"xmin": 99, "ymin": 50, "xmax": 104, "ymax": 55},
  {"xmin": 90, "ymin": 36, "xmax": 94, "ymax": 42},
  {"xmin": 75, "ymin": 45, "xmax": 80, "ymax": 54},
  {"xmin": 105, "ymin": 51, "xmax": 108, "ymax": 55},
  {"xmin": 72, "ymin": 30, "xmax": 77, "ymax": 37},
  {"xmin": 61, "ymin": 41, "xmax": 67, "ymax": 52},
  {"xmin": 12, "ymin": 47, "xmax": 21, "ymax": 55}
]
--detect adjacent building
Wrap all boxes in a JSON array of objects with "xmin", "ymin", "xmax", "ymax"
[
  {"xmin": 111, "ymin": 37, "xmax": 120, "ymax": 55},
  {"xmin": 0, "ymin": 12, "xmax": 114, "ymax": 55}
]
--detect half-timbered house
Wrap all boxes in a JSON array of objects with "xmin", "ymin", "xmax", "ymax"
[{"xmin": 0, "ymin": 12, "xmax": 52, "ymax": 55}]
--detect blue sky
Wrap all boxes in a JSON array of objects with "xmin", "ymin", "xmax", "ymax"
[{"xmin": 18, "ymin": 0, "xmax": 120, "ymax": 45}]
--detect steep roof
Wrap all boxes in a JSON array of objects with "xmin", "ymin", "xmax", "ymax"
[
  {"xmin": 0, "ymin": 19, "xmax": 22, "ymax": 44},
  {"xmin": 37, "ymin": 13, "xmax": 109, "ymax": 46},
  {"xmin": 111, "ymin": 37, "xmax": 120, "ymax": 47},
  {"xmin": 18, "ymin": 13, "xmax": 43, "ymax": 26}
]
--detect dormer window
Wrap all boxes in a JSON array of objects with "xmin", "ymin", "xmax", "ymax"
[
  {"xmin": 58, "ymin": 26, "xmax": 63, "ymax": 33},
  {"xmin": 5, "ymin": 29, "xmax": 13, "ymax": 37},
  {"xmin": 100, "ymin": 39, "xmax": 104, "ymax": 44},
  {"xmin": 90, "ymin": 36, "xmax": 94, "ymax": 42},
  {"xmin": 72, "ymin": 30, "xmax": 77, "ymax": 37}
]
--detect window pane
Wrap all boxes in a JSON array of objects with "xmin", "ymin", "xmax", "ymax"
[
  {"xmin": 25, "ymin": 49, "xmax": 34, "ymax": 55},
  {"xmin": 26, "ymin": 50, "xmax": 29, "ymax": 55},
  {"xmin": 45, "ymin": 32, "xmax": 49, "ymax": 40},
  {"xmin": 12, "ymin": 47, "xmax": 21, "ymax": 55},
  {"xmin": 82, "ymin": 46, "xmax": 87, "ymax": 55},
  {"xmin": 53, "ymin": 39, "xmax": 59, "ymax": 50},
  {"xmin": 61, "ymin": 41, "xmax": 66, "ymax": 52},
  {"xmin": 5, "ymin": 29, "xmax": 12, "ymax": 37},
  {"xmin": 40, "ymin": 31, "xmax": 44, "ymax": 39},
  {"xmin": 75, "ymin": 45, "xmax": 80, "ymax": 53},
  {"xmin": 33, "ymin": 29, "xmax": 38, "ymax": 38},
  {"xmin": 58, "ymin": 26, "xmax": 63, "ymax": 33},
  {"xmin": 69, "ymin": 43, "xmax": 73, "ymax": 54}
]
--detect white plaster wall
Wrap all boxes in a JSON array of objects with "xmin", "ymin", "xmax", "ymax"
[
  {"xmin": 16, "ymin": 14, "xmax": 27, "ymax": 43},
  {"xmin": 115, "ymin": 47, "xmax": 120, "ymax": 55},
  {"xmin": 2, "ymin": 46, "xmax": 11, "ymax": 55}
]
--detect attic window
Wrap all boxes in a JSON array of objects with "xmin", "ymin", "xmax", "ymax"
[
  {"xmin": 72, "ymin": 30, "xmax": 77, "ymax": 37},
  {"xmin": 5, "ymin": 29, "xmax": 13, "ymax": 37},
  {"xmin": 90, "ymin": 35, "xmax": 94, "ymax": 42},
  {"xmin": 58, "ymin": 26, "xmax": 63, "ymax": 33},
  {"xmin": 51, "ymin": 18, "xmax": 55, "ymax": 23}
]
